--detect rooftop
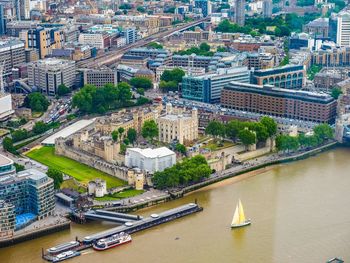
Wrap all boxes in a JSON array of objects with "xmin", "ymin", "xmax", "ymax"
[
  {"xmin": 127, "ymin": 147, "xmax": 175, "ymax": 158},
  {"xmin": 0, "ymin": 154, "xmax": 13, "ymax": 167}
]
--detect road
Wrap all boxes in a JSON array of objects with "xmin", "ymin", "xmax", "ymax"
[{"xmin": 77, "ymin": 17, "xmax": 210, "ymax": 68}]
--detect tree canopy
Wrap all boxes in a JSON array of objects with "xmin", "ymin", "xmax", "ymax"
[
  {"xmin": 147, "ymin": 42, "xmax": 163, "ymax": 49},
  {"xmin": 152, "ymin": 155, "xmax": 211, "ymax": 189},
  {"xmin": 130, "ymin": 77, "xmax": 153, "ymax": 90},
  {"xmin": 205, "ymin": 121, "xmax": 225, "ymax": 138},
  {"xmin": 175, "ymin": 42, "xmax": 214, "ymax": 56},
  {"xmin": 331, "ymin": 87, "xmax": 342, "ymax": 99},
  {"xmin": 47, "ymin": 168, "xmax": 63, "ymax": 189},
  {"xmin": 57, "ymin": 84, "xmax": 70, "ymax": 96},
  {"xmin": 23, "ymin": 92, "xmax": 50, "ymax": 112},
  {"xmin": 160, "ymin": 68, "xmax": 185, "ymax": 83},
  {"xmin": 238, "ymin": 129, "xmax": 257, "ymax": 148},
  {"xmin": 141, "ymin": 120, "xmax": 159, "ymax": 142},
  {"xmin": 127, "ymin": 128, "xmax": 137, "ymax": 145},
  {"xmin": 72, "ymin": 83, "xmax": 132, "ymax": 114}
]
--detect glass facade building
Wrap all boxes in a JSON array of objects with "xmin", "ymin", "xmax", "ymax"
[
  {"xmin": 182, "ymin": 67, "xmax": 251, "ymax": 103},
  {"xmin": 0, "ymin": 166, "xmax": 55, "ymax": 233}
]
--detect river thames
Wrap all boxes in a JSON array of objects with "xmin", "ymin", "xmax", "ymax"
[{"xmin": 1, "ymin": 147, "xmax": 350, "ymax": 263}]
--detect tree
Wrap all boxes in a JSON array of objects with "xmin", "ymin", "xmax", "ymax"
[
  {"xmin": 118, "ymin": 127, "xmax": 125, "ymax": 141},
  {"xmin": 160, "ymin": 68, "xmax": 185, "ymax": 84},
  {"xmin": 111, "ymin": 130, "xmax": 119, "ymax": 142},
  {"xmin": 250, "ymin": 122, "xmax": 269, "ymax": 142},
  {"xmin": 72, "ymin": 83, "xmax": 132, "ymax": 114},
  {"xmin": 147, "ymin": 42, "xmax": 163, "ymax": 49},
  {"xmin": 14, "ymin": 163, "xmax": 25, "ymax": 172},
  {"xmin": 137, "ymin": 6, "xmax": 146, "ymax": 13},
  {"xmin": 120, "ymin": 143, "xmax": 127, "ymax": 154},
  {"xmin": 205, "ymin": 121, "xmax": 225, "ymax": 138},
  {"xmin": 175, "ymin": 143, "xmax": 187, "ymax": 155},
  {"xmin": 331, "ymin": 87, "xmax": 342, "ymax": 99},
  {"xmin": 225, "ymin": 120, "xmax": 243, "ymax": 141},
  {"xmin": 136, "ymin": 96, "xmax": 151, "ymax": 105},
  {"xmin": 33, "ymin": 121, "xmax": 48, "ymax": 135},
  {"xmin": 47, "ymin": 168, "xmax": 63, "ymax": 189},
  {"xmin": 11, "ymin": 129, "xmax": 28, "ymax": 142},
  {"xmin": 159, "ymin": 80, "xmax": 178, "ymax": 92},
  {"xmin": 130, "ymin": 77, "xmax": 153, "ymax": 90},
  {"xmin": 57, "ymin": 84, "xmax": 70, "ymax": 96},
  {"xmin": 217, "ymin": 46, "xmax": 226, "ymax": 52},
  {"xmin": 127, "ymin": 128, "xmax": 137, "ymax": 145},
  {"xmin": 260, "ymin": 116, "xmax": 277, "ymax": 137},
  {"xmin": 123, "ymin": 138, "xmax": 130, "ymax": 145},
  {"xmin": 2, "ymin": 137, "xmax": 16, "ymax": 154},
  {"xmin": 142, "ymin": 120, "xmax": 159, "ymax": 142},
  {"xmin": 238, "ymin": 129, "xmax": 256, "ymax": 149},
  {"xmin": 136, "ymin": 88, "xmax": 145, "ymax": 95},
  {"xmin": 199, "ymin": 42, "xmax": 210, "ymax": 52},
  {"xmin": 23, "ymin": 92, "xmax": 49, "ymax": 112},
  {"xmin": 313, "ymin": 124, "xmax": 333, "ymax": 143},
  {"xmin": 276, "ymin": 135, "xmax": 299, "ymax": 152},
  {"xmin": 152, "ymin": 155, "xmax": 211, "ymax": 189}
]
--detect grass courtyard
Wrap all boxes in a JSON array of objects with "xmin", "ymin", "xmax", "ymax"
[
  {"xmin": 200, "ymin": 140, "xmax": 235, "ymax": 151},
  {"xmin": 95, "ymin": 189, "xmax": 145, "ymax": 201},
  {"xmin": 26, "ymin": 146, "xmax": 126, "ymax": 189}
]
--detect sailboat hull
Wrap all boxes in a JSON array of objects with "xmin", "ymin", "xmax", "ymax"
[{"xmin": 231, "ymin": 219, "xmax": 251, "ymax": 228}]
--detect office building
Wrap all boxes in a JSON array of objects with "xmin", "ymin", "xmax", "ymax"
[
  {"xmin": 221, "ymin": 82, "xmax": 337, "ymax": 123},
  {"xmin": 235, "ymin": 0, "xmax": 245, "ymax": 26},
  {"xmin": 252, "ymin": 65, "xmax": 305, "ymax": 89},
  {"xmin": 23, "ymin": 27, "xmax": 64, "ymax": 59},
  {"xmin": 0, "ymin": 166, "xmax": 55, "ymax": 232},
  {"xmin": 0, "ymin": 94, "xmax": 14, "ymax": 121},
  {"xmin": 0, "ymin": 38, "xmax": 25, "ymax": 77},
  {"xmin": 262, "ymin": 0, "xmax": 272, "ymax": 18},
  {"xmin": 78, "ymin": 32, "xmax": 111, "ymax": 49},
  {"xmin": 312, "ymin": 46, "xmax": 350, "ymax": 66},
  {"xmin": 194, "ymin": 0, "xmax": 211, "ymax": 17},
  {"xmin": 157, "ymin": 104, "xmax": 199, "ymax": 144},
  {"xmin": 28, "ymin": 58, "xmax": 76, "ymax": 96},
  {"xmin": 337, "ymin": 11, "xmax": 350, "ymax": 47},
  {"xmin": 303, "ymin": 17, "xmax": 329, "ymax": 38},
  {"xmin": 0, "ymin": 4, "xmax": 6, "ymax": 35},
  {"xmin": 125, "ymin": 147, "xmax": 176, "ymax": 173},
  {"xmin": 181, "ymin": 67, "xmax": 250, "ymax": 103},
  {"xmin": 123, "ymin": 28, "xmax": 138, "ymax": 44},
  {"xmin": 83, "ymin": 68, "xmax": 118, "ymax": 88}
]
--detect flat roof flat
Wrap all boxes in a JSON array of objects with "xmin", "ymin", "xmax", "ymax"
[
  {"xmin": 0, "ymin": 154, "xmax": 14, "ymax": 166},
  {"xmin": 42, "ymin": 119, "xmax": 95, "ymax": 145}
]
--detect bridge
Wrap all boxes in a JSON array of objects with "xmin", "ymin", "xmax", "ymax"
[
  {"xmin": 77, "ymin": 17, "xmax": 210, "ymax": 68},
  {"xmin": 84, "ymin": 209, "xmax": 142, "ymax": 224}
]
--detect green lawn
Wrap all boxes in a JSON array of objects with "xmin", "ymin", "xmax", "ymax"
[
  {"xmin": 61, "ymin": 179, "xmax": 87, "ymax": 193},
  {"xmin": 201, "ymin": 140, "xmax": 234, "ymax": 151},
  {"xmin": 26, "ymin": 146, "xmax": 126, "ymax": 189},
  {"xmin": 95, "ymin": 189, "xmax": 145, "ymax": 201}
]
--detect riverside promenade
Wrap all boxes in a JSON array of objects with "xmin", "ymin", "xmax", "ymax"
[{"xmin": 99, "ymin": 141, "xmax": 338, "ymax": 212}]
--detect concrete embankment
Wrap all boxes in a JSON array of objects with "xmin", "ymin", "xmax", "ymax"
[
  {"xmin": 0, "ymin": 221, "xmax": 71, "ymax": 248},
  {"xmin": 170, "ymin": 141, "xmax": 339, "ymax": 198}
]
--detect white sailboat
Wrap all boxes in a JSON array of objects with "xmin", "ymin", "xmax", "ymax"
[{"xmin": 231, "ymin": 199, "xmax": 251, "ymax": 228}]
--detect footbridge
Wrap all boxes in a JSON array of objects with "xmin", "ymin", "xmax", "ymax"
[{"xmin": 84, "ymin": 210, "xmax": 142, "ymax": 224}]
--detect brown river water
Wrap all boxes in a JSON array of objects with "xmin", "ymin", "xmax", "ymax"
[{"xmin": 1, "ymin": 147, "xmax": 350, "ymax": 263}]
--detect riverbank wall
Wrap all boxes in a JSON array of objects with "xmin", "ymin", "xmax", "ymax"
[
  {"xmin": 170, "ymin": 141, "xmax": 339, "ymax": 197},
  {"xmin": 0, "ymin": 221, "xmax": 71, "ymax": 248}
]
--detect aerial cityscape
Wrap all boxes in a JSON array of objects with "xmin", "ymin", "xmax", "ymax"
[{"xmin": 0, "ymin": 0, "xmax": 349, "ymax": 262}]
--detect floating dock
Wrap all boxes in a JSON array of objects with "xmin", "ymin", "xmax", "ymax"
[
  {"xmin": 84, "ymin": 210, "xmax": 143, "ymax": 224},
  {"xmin": 43, "ymin": 203, "xmax": 202, "ymax": 262}
]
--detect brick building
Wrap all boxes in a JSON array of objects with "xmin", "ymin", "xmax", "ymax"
[{"xmin": 221, "ymin": 82, "xmax": 337, "ymax": 123}]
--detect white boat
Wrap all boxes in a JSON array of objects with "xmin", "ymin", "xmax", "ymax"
[{"xmin": 231, "ymin": 199, "xmax": 251, "ymax": 228}]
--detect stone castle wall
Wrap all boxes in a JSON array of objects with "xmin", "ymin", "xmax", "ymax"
[{"xmin": 56, "ymin": 139, "xmax": 128, "ymax": 182}]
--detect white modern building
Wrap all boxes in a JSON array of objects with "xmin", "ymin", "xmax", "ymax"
[
  {"xmin": 125, "ymin": 147, "xmax": 176, "ymax": 173},
  {"xmin": 27, "ymin": 58, "xmax": 76, "ymax": 96},
  {"xmin": 78, "ymin": 32, "xmax": 110, "ymax": 49},
  {"xmin": 337, "ymin": 11, "xmax": 350, "ymax": 47},
  {"xmin": 0, "ymin": 94, "xmax": 14, "ymax": 121}
]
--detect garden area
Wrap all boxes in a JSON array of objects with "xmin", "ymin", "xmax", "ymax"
[
  {"xmin": 94, "ymin": 189, "xmax": 145, "ymax": 201},
  {"xmin": 25, "ymin": 146, "xmax": 126, "ymax": 189},
  {"xmin": 200, "ymin": 140, "xmax": 234, "ymax": 151}
]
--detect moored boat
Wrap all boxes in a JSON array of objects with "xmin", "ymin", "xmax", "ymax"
[
  {"xmin": 52, "ymin": 250, "xmax": 81, "ymax": 262},
  {"xmin": 231, "ymin": 199, "xmax": 251, "ymax": 228},
  {"xmin": 93, "ymin": 232, "xmax": 132, "ymax": 251}
]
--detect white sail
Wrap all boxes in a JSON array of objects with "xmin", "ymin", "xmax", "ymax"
[
  {"xmin": 238, "ymin": 199, "xmax": 246, "ymax": 223},
  {"xmin": 231, "ymin": 204, "xmax": 240, "ymax": 225}
]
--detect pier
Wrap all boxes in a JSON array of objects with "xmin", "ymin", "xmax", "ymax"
[
  {"xmin": 43, "ymin": 203, "xmax": 203, "ymax": 262},
  {"xmin": 84, "ymin": 210, "xmax": 143, "ymax": 224}
]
